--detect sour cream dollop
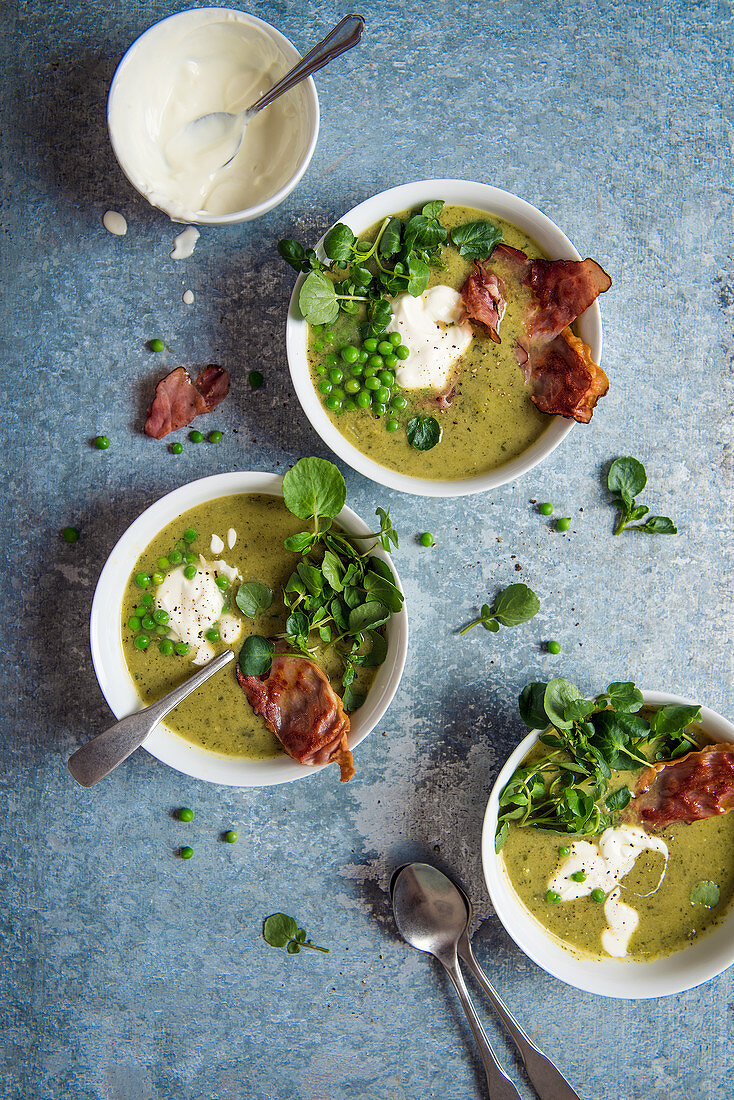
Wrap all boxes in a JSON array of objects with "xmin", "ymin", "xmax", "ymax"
[
  {"xmin": 155, "ymin": 559, "xmax": 242, "ymax": 647},
  {"xmin": 386, "ymin": 286, "xmax": 473, "ymax": 390}
]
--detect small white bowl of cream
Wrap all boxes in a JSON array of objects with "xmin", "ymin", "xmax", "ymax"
[{"xmin": 107, "ymin": 8, "xmax": 319, "ymax": 224}]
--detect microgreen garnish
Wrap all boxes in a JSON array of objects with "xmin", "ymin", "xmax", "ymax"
[
  {"xmin": 235, "ymin": 582, "xmax": 273, "ymax": 618},
  {"xmin": 406, "ymin": 414, "xmax": 441, "ymax": 451},
  {"xmin": 263, "ymin": 913, "xmax": 330, "ymax": 954},
  {"xmin": 495, "ymin": 679, "xmax": 701, "ymax": 851},
  {"xmin": 236, "ymin": 458, "xmax": 402, "ymax": 703},
  {"xmin": 449, "ymin": 220, "xmax": 503, "ymax": 260},
  {"xmin": 607, "ymin": 457, "xmax": 677, "ymax": 535},
  {"xmin": 690, "ymin": 881, "xmax": 720, "ymax": 908},
  {"xmin": 460, "ymin": 583, "xmax": 540, "ymax": 635}
]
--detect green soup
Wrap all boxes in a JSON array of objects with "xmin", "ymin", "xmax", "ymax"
[
  {"xmin": 307, "ymin": 204, "xmax": 550, "ymax": 480},
  {"xmin": 121, "ymin": 494, "xmax": 377, "ymax": 759}
]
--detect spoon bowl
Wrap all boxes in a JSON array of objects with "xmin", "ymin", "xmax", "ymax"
[{"xmin": 391, "ymin": 862, "xmax": 469, "ymax": 959}]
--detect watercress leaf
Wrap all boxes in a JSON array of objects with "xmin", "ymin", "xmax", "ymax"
[
  {"xmin": 450, "ymin": 219, "xmax": 503, "ymax": 260},
  {"xmin": 608, "ymin": 456, "xmax": 647, "ymax": 503},
  {"xmin": 421, "ymin": 200, "xmax": 445, "ymax": 219},
  {"xmin": 286, "ymin": 610, "xmax": 310, "ymax": 637},
  {"xmin": 277, "ymin": 238, "xmax": 306, "ymax": 271},
  {"xmin": 563, "ymin": 698, "xmax": 596, "ymax": 722},
  {"xmin": 283, "ymin": 456, "xmax": 347, "ymax": 522},
  {"xmin": 235, "ymin": 581, "xmax": 274, "ymax": 618},
  {"xmin": 483, "ymin": 618, "xmax": 500, "ymax": 632},
  {"xmin": 295, "ymin": 928, "xmax": 307, "ymax": 943},
  {"xmin": 519, "ymin": 682, "xmax": 549, "ymax": 729},
  {"xmin": 494, "ymin": 819, "xmax": 510, "ymax": 853},
  {"xmin": 690, "ymin": 880, "xmax": 720, "ymax": 908},
  {"xmin": 406, "ymin": 252, "xmax": 430, "ymax": 296},
  {"xmin": 404, "ymin": 214, "xmax": 446, "ymax": 254},
  {"xmin": 366, "ymin": 556, "xmax": 398, "ymax": 588},
  {"xmin": 342, "ymin": 684, "xmax": 366, "ymax": 711},
  {"xmin": 587, "ymin": 744, "xmax": 612, "ymax": 780},
  {"xmin": 491, "ymin": 584, "xmax": 541, "ymax": 628},
  {"xmin": 285, "ymin": 572, "xmax": 306, "ymax": 597},
  {"xmin": 342, "ymin": 585, "xmax": 364, "ymax": 610},
  {"xmin": 605, "ymin": 786, "xmax": 631, "ymax": 812},
  {"xmin": 323, "ymin": 222, "xmax": 356, "ymax": 261},
  {"xmin": 330, "ymin": 597, "xmax": 348, "ymax": 631},
  {"xmin": 355, "ymin": 629, "xmax": 388, "ymax": 668},
  {"xmin": 296, "ymin": 560, "xmax": 323, "ymax": 596},
  {"xmin": 321, "ymin": 550, "xmax": 344, "ymax": 593},
  {"xmin": 370, "ymin": 298, "xmax": 392, "ymax": 331},
  {"xmin": 341, "ymin": 663, "xmax": 356, "ymax": 687},
  {"xmin": 239, "ymin": 635, "xmax": 274, "ymax": 678},
  {"xmin": 379, "ymin": 217, "xmax": 402, "ymax": 257},
  {"xmin": 348, "ymin": 601, "xmax": 390, "ymax": 633},
  {"xmin": 637, "ymin": 515, "xmax": 677, "ymax": 534},
  {"xmin": 538, "ymin": 733, "xmax": 566, "ymax": 750},
  {"xmin": 298, "ymin": 271, "xmax": 339, "ymax": 325},
  {"xmin": 263, "ymin": 913, "xmax": 299, "ymax": 948},
  {"xmin": 406, "ymin": 414, "xmax": 441, "ymax": 451},
  {"xmin": 650, "ymin": 704, "xmax": 701, "ymax": 739},
  {"xmin": 284, "ymin": 531, "xmax": 315, "ymax": 554},
  {"xmin": 543, "ymin": 679, "xmax": 583, "ymax": 730},
  {"xmin": 605, "ymin": 682, "xmax": 644, "ymax": 713},
  {"xmin": 364, "ymin": 572, "xmax": 403, "ymax": 612},
  {"xmin": 375, "ymin": 506, "xmax": 399, "ymax": 551},
  {"xmin": 318, "ymin": 623, "xmax": 332, "ymax": 643},
  {"xmin": 629, "ymin": 504, "xmax": 649, "ymax": 521},
  {"xmin": 339, "ymin": 298, "xmax": 360, "ymax": 315},
  {"xmin": 286, "ymin": 940, "xmax": 301, "ymax": 954}
]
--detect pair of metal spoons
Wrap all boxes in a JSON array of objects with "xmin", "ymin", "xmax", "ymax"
[{"xmin": 391, "ymin": 863, "xmax": 581, "ymax": 1100}]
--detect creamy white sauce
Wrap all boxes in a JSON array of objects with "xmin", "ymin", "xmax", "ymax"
[
  {"xmin": 386, "ymin": 286, "xmax": 473, "ymax": 390},
  {"xmin": 182, "ymin": 289, "xmax": 195, "ymax": 305},
  {"xmin": 108, "ymin": 14, "xmax": 311, "ymax": 220},
  {"xmin": 170, "ymin": 226, "xmax": 200, "ymax": 259},
  {"xmin": 209, "ymin": 533, "xmax": 224, "ymax": 555},
  {"xmin": 198, "ymin": 555, "xmax": 240, "ymax": 584},
  {"xmin": 155, "ymin": 557, "xmax": 242, "ymax": 646},
  {"xmin": 548, "ymin": 825, "xmax": 669, "ymax": 958},
  {"xmin": 219, "ymin": 612, "xmax": 242, "ymax": 644},
  {"xmin": 103, "ymin": 210, "xmax": 127, "ymax": 236},
  {"xmin": 192, "ymin": 641, "xmax": 216, "ymax": 667},
  {"xmin": 227, "ymin": 528, "xmax": 237, "ymax": 550}
]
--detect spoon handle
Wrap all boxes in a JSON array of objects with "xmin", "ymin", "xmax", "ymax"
[
  {"xmin": 458, "ymin": 936, "xmax": 582, "ymax": 1100},
  {"xmin": 249, "ymin": 14, "xmax": 365, "ymax": 115},
  {"xmin": 67, "ymin": 650, "xmax": 235, "ymax": 787},
  {"xmin": 439, "ymin": 952, "xmax": 523, "ymax": 1100}
]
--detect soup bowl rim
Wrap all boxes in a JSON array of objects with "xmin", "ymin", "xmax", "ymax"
[
  {"xmin": 89, "ymin": 470, "xmax": 408, "ymax": 786},
  {"xmin": 481, "ymin": 689, "xmax": 734, "ymax": 999},
  {"xmin": 285, "ymin": 177, "xmax": 605, "ymax": 497}
]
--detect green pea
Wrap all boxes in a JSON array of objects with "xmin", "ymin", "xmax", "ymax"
[
  {"xmin": 155, "ymin": 625, "xmax": 168, "ymax": 636},
  {"xmin": 395, "ymin": 345, "xmax": 410, "ymax": 360},
  {"xmin": 539, "ymin": 502, "xmax": 553, "ymax": 515},
  {"xmin": 151, "ymin": 571, "xmax": 165, "ymax": 586},
  {"xmin": 557, "ymin": 518, "xmax": 571, "ymax": 532},
  {"xmin": 183, "ymin": 565, "xmax": 197, "ymax": 580},
  {"xmin": 389, "ymin": 331, "xmax": 402, "ymax": 346},
  {"xmin": 171, "ymin": 442, "xmax": 183, "ymax": 454},
  {"xmin": 340, "ymin": 345, "xmax": 359, "ymax": 364},
  {"xmin": 215, "ymin": 575, "xmax": 229, "ymax": 590},
  {"xmin": 141, "ymin": 614, "xmax": 156, "ymax": 631},
  {"xmin": 134, "ymin": 606, "xmax": 147, "ymax": 618},
  {"xmin": 344, "ymin": 378, "xmax": 360, "ymax": 394},
  {"xmin": 368, "ymin": 354, "xmax": 384, "ymax": 369},
  {"xmin": 363, "ymin": 338, "xmax": 378, "ymax": 354},
  {"xmin": 312, "ymin": 339, "xmax": 324, "ymax": 353},
  {"xmin": 328, "ymin": 367, "xmax": 344, "ymax": 384},
  {"xmin": 391, "ymin": 393, "xmax": 408, "ymax": 410},
  {"xmin": 314, "ymin": 364, "xmax": 326, "ymax": 376},
  {"xmin": 180, "ymin": 846, "xmax": 194, "ymax": 859},
  {"xmin": 548, "ymin": 640, "xmax": 561, "ymax": 655},
  {"xmin": 591, "ymin": 888, "xmax": 605, "ymax": 904},
  {"xmin": 224, "ymin": 830, "xmax": 238, "ymax": 844},
  {"xmin": 128, "ymin": 616, "xmax": 141, "ymax": 631},
  {"xmin": 183, "ymin": 528, "xmax": 197, "ymax": 542},
  {"xmin": 153, "ymin": 609, "xmax": 169, "ymax": 625},
  {"xmin": 135, "ymin": 572, "xmax": 150, "ymax": 589},
  {"xmin": 160, "ymin": 639, "xmax": 174, "ymax": 656},
  {"xmin": 364, "ymin": 365, "xmax": 379, "ymax": 377},
  {"xmin": 157, "ymin": 557, "xmax": 170, "ymax": 571},
  {"xmin": 248, "ymin": 370, "xmax": 264, "ymax": 389},
  {"xmin": 208, "ymin": 430, "xmax": 223, "ymax": 443},
  {"xmin": 383, "ymin": 354, "xmax": 398, "ymax": 370},
  {"xmin": 419, "ymin": 532, "xmax": 434, "ymax": 547},
  {"xmin": 325, "ymin": 395, "xmax": 343, "ymax": 411},
  {"xmin": 386, "ymin": 418, "xmax": 400, "ymax": 432},
  {"xmin": 546, "ymin": 890, "xmax": 562, "ymax": 905},
  {"xmin": 365, "ymin": 375, "xmax": 381, "ymax": 391},
  {"xmin": 358, "ymin": 349, "xmax": 369, "ymax": 363},
  {"xmin": 559, "ymin": 845, "xmax": 571, "ymax": 857},
  {"xmin": 318, "ymin": 379, "xmax": 332, "ymax": 395},
  {"xmin": 175, "ymin": 642, "xmax": 190, "ymax": 656},
  {"xmin": 205, "ymin": 628, "xmax": 220, "ymax": 643},
  {"xmin": 323, "ymin": 331, "xmax": 336, "ymax": 345},
  {"xmin": 177, "ymin": 807, "xmax": 193, "ymax": 821},
  {"xmin": 189, "ymin": 429, "xmax": 204, "ymax": 443},
  {"xmin": 169, "ymin": 550, "xmax": 182, "ymax": 565},
  {"xmin": 133, "ymin": 635, "xmax": 150, "ymax": 651},
  {"xmin": 325, "ymin": 352, "xmax": 338, "ymax": 368},
  {"xmin": 149, "ymin": 338, "xmax": 165, "ymax": 353},
  {"xmin": 378, "ymin": 370, "xmax": 395, "ymax": 387},
  {"xmin": 184, "ymin": 552, "xmax": 197, "ymax": 564},
  {"xmin": 93, "ymin": 435, "xmax": 110, "ymax": 450},
  {"xmin": 373, "ymin": 403, "xmax": 387, "ymax": 417},
  {"xmin": 349, "ymin": 363, "xmax": 364, "ymax": 377},
  {"xmin": 356, "ymin": 391, "xmax": 372, "ymax": 409},
  {"xmin": 570, "ymin": 871, "xmax": 587, "ymax": 883},
  {"xmin": 62, "ymin": 526, "xmax": 79, "ymax": 543},
  {"xmin": 343, "ymin": 397, "xmax": 357, "ymax": 411},
  {"xmin": 141, "ymin": 593, "xmax": 154, "ymax": 607},
  {"xmin": 376, "ymin": 386, "xmax": 391, "ymax": 404},
  {"xmin": 377, "ymin": 340, "xmax": 393, "ymax": 356}
]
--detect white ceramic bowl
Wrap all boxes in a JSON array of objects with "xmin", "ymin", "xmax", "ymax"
[
  {"xmin": 481, "ymin": 691, "xmax": 734, "ymax": 999},
  {"xmin": 89, "ymin": 472, "xmax": 408, "ymax": 786},
  {"xmin": 286, "ymin": 179, "xmax": 605, "ymax": 497},
  {"xmin": 107, "ymin": 9, "xmax": 319, "ymax": 225}
]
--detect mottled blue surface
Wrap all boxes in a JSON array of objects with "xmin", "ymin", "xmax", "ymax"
[{"xmin": 2, "ymin": 0, "xmax": 733, "ymax": 1097}]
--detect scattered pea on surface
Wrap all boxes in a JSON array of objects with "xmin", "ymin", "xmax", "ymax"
[
  {"xmin": 62, "ymin": 526, "xmax": 79, "ymax": 543},
  {"xmin": 169, "ymin": 550, "xmax": 182, "ymax": 564},
  {"xmin": 249, "ymin": 370, "xmax": 264, "ymax": 388},
  {"xmin": 135, "ymin": 572, "xmax": 150, "ymax": 589},
  {"xmin": 419, "ymin": 532, "xmax": 434, "ymax": 547},
  {"xmin": 141, "ymin": 615, "xmax": 156, "ymax": 631},
  {"xmin": 180, "ymin": 846, "xmax": 194, "ymax": 859},
  {"xmin": 178, "ymin": 807, "xmax": 194, "ymax": 822},
  {"xmin": 183, "ymin": 528, "xmax": 197, "ymax": 542},
  {"xmin": 157, "ymin": 556, "xmax": 170, "ymax": 571},
  {"xmin": 557, "ymin": 517, "xmax": 571, "ymax": 532},
  {"xmin": 547, "ymin": 640, "xmax": 561, "ymax": 655},
  {"xmin": 141, "ymin": 593, "xmax": 154, "ymax": 607},
  {"xmin": 175, "ymin": 642, "xmax": 190, "ymax": 656},
  {"xmin": 159, "ymin": 639, "xmax": 174, "ymax": 656},
  {"xmin": 386, "ymin": 418, "xmax": 399, "ymax": 432},
  {"xmin": 171, "ymin": 442, "xmax": 183, "ymax": 454},
  {"xmin": 215, "ymin": 575, "xmax": 229, "ymax": 590},
  {"xmin": 149, "ymin": 338, "xmax": 165, "ymax": 353},
  {"xmin": 151, "ymin": 571, "xmax": 165, "ymax": 586},
  {"xmin": 539, "ymin": 502, "xmax": 553, "ymax": 516},
  {"xmin": 570, "ymin": 870, "xmax": 587, "ymax": 883},
  {"xmin": 183, "ymin": 552, "xmax": 197, "ymax": 564},
  {"xmin": 183, "ymin": 565, "xmax": 197, "ymax": 580},
  {"xmin": 128, "ymin": 616, "xmax": 141, "ymax": 631},
  {"xmin": 189, "ymin": 429, "xmax": 204, "ymax": 443},
  {"xmin": 208, "ymin": 430, "xmax": 223, "ymax": 444},
  {"xmin": 205, "ymin": 628, "xmax": 220, "ymax": 643},
  {"xmin": 133, "ymin": 635, "xmax": 150, "ymax": 650},
  {"xmin": 224, "ymin": 830, "xmax": 238, "ymax": 844},
  {"xmin": 93, "ymin": 435, "xmax": 110, "ymax": 450},
  {"xmin": 546, "ymin": 890, "xmax": 561, "ymax": 905},
  {"xmin": 559, "ymin": 845, "xmax": 570, "ymax": 857},
  {"xmin": 153, "ymin": 609, "xmax": 169, "ymax": 625},
  {"xmin": 591, "ymin": 888, "xmax": 605, "ymax": 903}
]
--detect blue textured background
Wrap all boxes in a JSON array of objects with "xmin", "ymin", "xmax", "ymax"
[{"xmin": 2, "ymin": 1, "xmax": 733, "ymax": 1097}]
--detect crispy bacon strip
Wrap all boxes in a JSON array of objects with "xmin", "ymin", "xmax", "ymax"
[
  {"xmin": 144, "ymin": 365, "xmax": 230, "ymax": 439},
  {"xmin": 236, "ymin": 655, "xmax": 354, "ymax": 782},
  {"xmin": 460, "ymin": 263, "xmax": 506, "ymax": 342},
  {"xmin": 629, "ymin": 744, "xmax": 734, "ymax": 832},
  {"xmin": 526, "ymin": 329, "xmax": 609, "ymax": 424}
]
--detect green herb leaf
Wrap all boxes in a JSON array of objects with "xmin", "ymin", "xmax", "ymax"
[
  {"xmin": 283, "ymin": 531, "xmax": 315, "ymax": 554},
  {"xmin": 483, "ymin": 617, "xmax": 500, "ymax": 632},
  {"xmin": 321, "ymin": 550, "xmax": 344, "ymax": 592},
  {"xmin": 422, "ymin": 200, "xmax": 445, "ymax": 219},
  {"xmin": 406, "ymin": 252, "xmax": 430, "ymax": 296},
  {"xmin": 298, "ymin": 271, "xmax": 339, "ymax": 324},
  {"xmin": 650, "ymin": 704, "xmax": 701, "ymax": 739},
  {"xmin": 348, "ymin": 601, "xmax": 390, "ymax": 633},
  {"xmin": 544, "ymin": 679, "xmax": 583, "ymax": 730},
  {"xmin": 604, "ymin": 786, "xmax": 631, "ymax": 812},
  {"xmin": 239, "ymin": 635, "xmax": 275, "ymax": 678},
  {"xmin": 690, "ymin": 880, "xmax": 720, "ymax": 908},
  {"xmin": 351, "ymin": 629, "xmax": 388, "ymax": 668},
  {"xmin": 636, "ymin": 515, "xmax": 677, "ymax": 534},
  {"xmin": 406, "ymin": 415, "xmax": 441, "ymax": 451},
  {"xmin": 604, "ymin": 682, "xmax": 644, "ymax": 713},
  {"xmin": 296, "ymin": 560, "xmax": 323, "ymax": 596},
  {"xmin": 450, "ymin": 220, "xmax": 503, "ymax": 260},
  {"xmin": 342, "ymin": 684, "xmax": 366, "ymax": 712},
  {"xmin": 379, "ymin": 217, "xmax": 402, "ymax": 257},
  {"xmin": 519, "ymin": 683, "xmax": 549, "ymax": 729},
  {"xmin": 404, "ymin": 213, "xmax": 447, "ymax": 254},
  {"xmin": 235, "ymin": 581, "xmax": 274, "ymax": 618},
  {"xmin": 608, "ymin": 457, "xmax": 647, "ymax": 504},
  {"xmin": 370, "ymin": 298, "xmax": 392, "ymax": 331},
  {"xmin": 283, "ymin": 457, "xmax": 346, "ymax": 522},
  {"xmin": 278, "ymin": 239, "xmax": 306, "ymax": 271},
  {"xmin": 491, "ymin": 584, "xmax": 540, "ymax": 628},
  {"xmin": 263, "ymin": 913, "xmax": 298, "ymax": 948},
  {"xmin": 323, "ymin": 222, "xmax": 356, "ymax": 261},
  {"xmin": 494, "ymin": 819, "xmax": 510, "ymax": 853}
]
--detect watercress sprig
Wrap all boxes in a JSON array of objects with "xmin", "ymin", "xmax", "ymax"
[
  {"xmin": 460, "ymin": 584, "xmax": 540, "ymax": 635},
  {"xmin": 607, "ymin": 457, "xmax": 677, "ymax": 535},
  {"xmin": 263, "ymin": 913, "xmax": 330, "ymax": 954}
]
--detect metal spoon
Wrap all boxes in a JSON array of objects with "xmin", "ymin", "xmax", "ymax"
[
  {"xmin": 391, "ymin": 862, "xmax": 522, "ymax": 1100},
  {"xmin": 68, "ymin": 650, "xmax": 235, "ymax": 787},
  {"xmin": 179, "ymin": 14, "xmax": 365, "ymax": 171}
]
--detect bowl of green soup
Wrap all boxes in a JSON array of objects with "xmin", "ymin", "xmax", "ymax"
[
  {"xmin": 90, "ymin": 469, "xmax": 408, "ymax": 786},
  {"xmin": 284, "ymin": 179, "xmax": 608, "ymax": 497},
  {"xmin": 481, "ymin": 685, "xmax": 734, "ymax": 998}
]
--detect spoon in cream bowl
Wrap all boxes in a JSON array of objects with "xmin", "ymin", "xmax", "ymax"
[
  {"xmin": 170, "ymin": 14, "xmax": 365, "ymax": 174},
  {"xmin": 391, "ymin": 862, "xmax": 583, "ymax": 1100}
]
